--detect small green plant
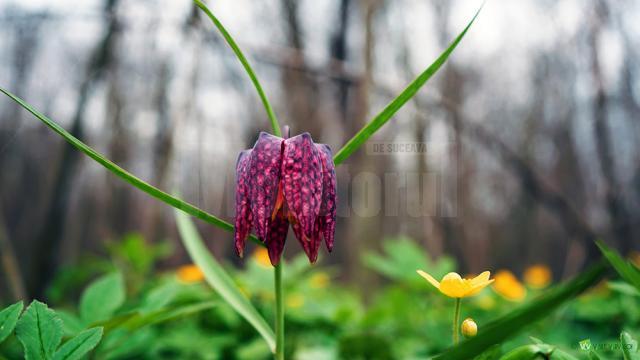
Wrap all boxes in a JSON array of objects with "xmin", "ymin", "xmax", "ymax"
[{"xmin": 0, "ymin": 301, "xmax": 103, "ymax": 360}]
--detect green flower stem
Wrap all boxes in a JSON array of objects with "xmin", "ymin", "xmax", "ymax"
[
  {"xmin": 274, "ymin": 262, "xmax": 285, "ymax": 360},
  {"xmin": 453, "ymin": 298, "xmax": 461, "ymax": 345}
]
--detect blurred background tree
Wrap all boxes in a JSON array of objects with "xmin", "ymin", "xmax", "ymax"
[{"xmin": 1, "ymin": 0, "xmax": 639, "ymax": 302}]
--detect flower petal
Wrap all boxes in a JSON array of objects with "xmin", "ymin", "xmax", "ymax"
[
  {"xmin": 234, "ymin": 149, "xmax": 253, "ymax": 257},
  {"xmin": 469, "ymin": 271, "xmax": 491, "ymax": 286},
  {"xmin": 282, "ymin": 133, "xmax": 323, "ymax": 240},
  {"xmin": 467, "ymin": 279, "xmax": 494, "ymax": 296},
  {"xmin": 289, "ymin": 216, "xmax": 321, "ymax": 263},
  {"xmin": 248, "ymin": 132, "xmax": 284, "ymax": 241},
  {"xmin": 316, "ymin": 144, "xmax": 337, "ymax": 252},
  {"xmin": 266, "ymin": 207, "xmax": 289, "ymax": 266},
  {"xmin": 439, "ymin": 272, "xmax": 470, "ymax": 298},
  {"xmin": 417, "ymin": 270, "xmax": 441, "ymax": 289}
]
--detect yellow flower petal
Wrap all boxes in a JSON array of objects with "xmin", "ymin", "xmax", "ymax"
[
  {"xmin": 417, "ymin": 270, "xmax": 441, "ymax": 289},
  {"xmin": 493, "ymin": 270, "xmax": 527, "ymax": 301},
  {"xmin": 467, "ymin": 279, "xmax": 495, "ymax": 296},
  {"xmin": 439, "ymin": 272, "xmax": 470, "ymax": 298},
  {"xmin": 470, "ymin": 271, "xmax": 491, "ymax": 286}
]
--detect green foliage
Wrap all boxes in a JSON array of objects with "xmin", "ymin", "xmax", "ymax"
[
  {"xmin": 0, "ymin": 87, "xmax": 261, "ymax": 247},
  {"xmin": 15, "ymin": 300, "xmax": 63, "ymax": 360},
  {"xmin": 0, "ymin": 302, "xmax": 23, "ymax": 344},
  {"xmin": 79, "ymin": 272, "xmax": 125, "ymax": 324},
  {"xmin": 363, "ymin": 236, "xmax": 454, "ymax": 285},
  {"xmin": 431, "ymin": 261, "xmax": 607, "ymax": 360},
  {"xmin": 52, "ymin": 328, "xmax": 103, "ymax": 360},
  {"xmin": 338, "ymin": 333, "xmax": 394, "ymax": 360},
  {"xmin": 174, "ymin": 208, "xmax": 276, "ymax": 353},
  {"xmin": 596, "ymin": 240, "xmax": 640, "ymax": 291},
  {"xmin": 332, "ymin": 5, "xmax": 483, "ymax": 165},
  {"xmin": 2, "ymin": 236, "xmax": 639, "ymax": 359},
  {"xmin": 194, "ymin": 0, "xmax": 280, "ymax": 136},
  {"xmin": 621, "ymin": 331, "xmax": 639, "ymax": 360},
  {"xmin": 106, "ymin": 233, "xmax": 172, "ymax": 278}
]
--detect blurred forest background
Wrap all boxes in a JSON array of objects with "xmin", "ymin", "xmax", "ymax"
[{"xmin": 1, "ymin": 0, "xmax": 639, "ymax": 301}]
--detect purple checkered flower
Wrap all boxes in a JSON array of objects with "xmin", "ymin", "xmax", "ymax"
[{"xmin": 234, "ymin": 131, "xmax": 337, "ymax": 266}]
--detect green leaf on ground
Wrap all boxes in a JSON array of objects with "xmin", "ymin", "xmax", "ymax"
[
  {"xmin": 52, "ymin": 327, "xmax": 103, "ymax": 360},
  {"xmin": 15, "ymin": 300, "xmax": 63, "ymax": 360},
  {"xmin": 0, "ymin": 301, "xmax": 23, "ymax": 344},
  {"xmin": 79, "ymin": 272, "xmax": 125, "ymax": 324}
]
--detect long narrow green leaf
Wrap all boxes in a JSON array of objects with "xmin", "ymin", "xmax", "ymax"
[
  {"xmin": 596, "ymin": 240, "xmax": 640, "ymax": 291},
  {"xmin": 431, "ymin": 261, "xmax": 606, "ymax": 360},
  {"xmin": 194, "ymin": 0, "xmax": 281, "ymax": 136},
  {"xmin": 332, "ymin": 5, "xmax": 483, "ymax": 165},
  {"xmin": 0, "ymin": 88, "xmax": 262, "ymax": 247},
  {"xmin": 99, "ymin": 301, "xmax": 217, "ymax": 334},
  {"xmin": 174, "ymin": 208, "xmax": 276, "ymax": 353},
  {"xmin": 53, "ymin": 327, "xmax": 103, "ymax": 360}
]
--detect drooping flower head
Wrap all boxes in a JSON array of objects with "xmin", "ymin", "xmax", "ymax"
[{"xmin": 234, "ymin": 131, "xmax": 337, "ymax": 266}]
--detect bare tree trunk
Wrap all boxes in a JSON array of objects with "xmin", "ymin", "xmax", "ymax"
[
  {"xmin": 343, "ymin": 0, "xmax": 382, "ymax": 284},
  {"xmin": 588, "ymin": 1, "xmax": 633, "ymax": 253},
  {"xmin": 30, "ymin": 0, "xmax": 121, "ymax": 298},
  {"xmin": 0, "ymin": 207, "xmax": 27, "ymax": 301}
]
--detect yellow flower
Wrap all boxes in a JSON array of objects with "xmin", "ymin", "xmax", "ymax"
[
  {"xmin": 461, "ymin": 318, "xmax": 478, "ymax": 338},
  {"xmin": 523, "ymin": 264, "xmax": 552, "ymax": 289},
  {"xmin": 252, "ymin": 248, "xmax": 272, "ymax": 268},
  {"xmin": 492, "ymin": 270, "xmax": 526, "ymax": 301},
  {"xmin": 286, "ymin": 293, "xmax": 304, "ymax": 308},
  {"xmin": 309, "ymin": 272, "xmax": 330, "ymax": 289},
  {"xmin": 417, "ymin": 270, "xmax": 494, "ymax": 298},
  {"xmin": 177, "ymin": 264, "xmax": 205, "ymax": 283}
]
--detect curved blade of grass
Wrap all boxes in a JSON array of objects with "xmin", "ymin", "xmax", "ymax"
[
  {"xmin": 0, "ymin": 88, "xmax": 262, "ymax": 247},
  {"xmin": 174, "ymin": 208, "xmax": 276, "ymax": 353},
  {"xmin": 194, "ymin": 0, "xmax": 281, "ymax": 137},
  {"xmin": 596, "ymin": 240, "xmax": 640, "ymax": 291},
  {"xmin": 431, "ymin": 260, "xmax": 606, "ymax": 360},
  {"xmin": 99, "ymin": 301, "xmax": 217, "ymax": 334},
  {"xmin": 333, "ymin": 5, "xmax": 483, "ymax": 165}
]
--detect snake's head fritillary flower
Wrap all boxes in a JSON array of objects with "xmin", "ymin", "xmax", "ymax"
[
  {"xmin": 234, "ymin": 131, "xmax": 337, "ymax": 266},
  {"xmin": 417, "ymin": 270, "xmax": 494, "ymax": 298}
]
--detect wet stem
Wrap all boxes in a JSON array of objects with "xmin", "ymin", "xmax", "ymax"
[
  {"xmin": 453, "ymin": 298, "xmax": 461, "ymax": 345},
  {"xmin": 275, "ymin": 261, "xmax": 285, "ymax": 360}
]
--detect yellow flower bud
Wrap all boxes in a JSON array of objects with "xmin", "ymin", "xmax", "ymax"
[{"xmin": 461, "ymin": 318, "xmax": 478, "ymax": 338}]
